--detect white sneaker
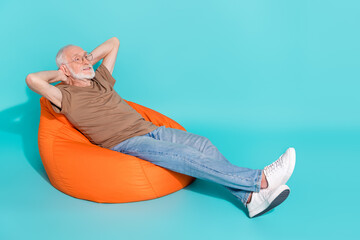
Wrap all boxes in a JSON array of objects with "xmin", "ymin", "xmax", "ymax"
[
  {"xmin": 247, "ymin": 184, "xmax": 290, "ymax": 218},
  {"xmin": 263, "ymin": 147, "xmax": 296, "ymax": 191}
]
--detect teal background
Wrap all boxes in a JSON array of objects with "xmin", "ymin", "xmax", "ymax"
[{"xmin": 1, "ymin": 0, "xmax": 359, "ymax": 239}]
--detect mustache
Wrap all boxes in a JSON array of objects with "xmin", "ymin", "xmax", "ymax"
[{"xmin": 82, "ymin": 65, "xmax": 94, "ymax": 70}]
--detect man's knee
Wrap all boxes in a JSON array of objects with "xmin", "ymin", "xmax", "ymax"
[{"xmin": 198, "ymin": 136, "xmax": 214, "ymax": 153}]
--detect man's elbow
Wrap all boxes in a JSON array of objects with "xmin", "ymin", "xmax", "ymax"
[
  {"xmin": 112, "ymin": 37, "xmax": 120, "ymax": 46},
  {"xmin": 25, "ymin": 73, "xmax": 40, "ymax": 89},
  {"xmin": 25, "ymin": 74, "xmax": 34, "ymax": 86}
]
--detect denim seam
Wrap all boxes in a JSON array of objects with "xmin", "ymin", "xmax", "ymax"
[
  {"xmin": 254, "ymin": 169, "xmax": 262, "ymax": 192},
  {"xmin": 244, "ymin": 191, "xmax": 251, "ymax": 206},
  {"xmin": 230, "ymin": 190, "xmax": 250, "ymax": 206},
  {"xmin": 138, "ymin": 159, "xmax": 159, "ymax": 198},
  {"xmin": 127, "ymin": 149, "xmax": 255, "ymax": 183}
]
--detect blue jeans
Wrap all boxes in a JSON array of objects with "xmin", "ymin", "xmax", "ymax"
[{"xmin": 110, "ymin": 125, "xmax": 263, "ymax": 206}]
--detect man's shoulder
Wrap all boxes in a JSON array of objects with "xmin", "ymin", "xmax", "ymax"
[
  {"xmin": 94, "ymin": 63, "xmax": 109, "ymax": 77},
  {"xmin": 94, "ymin": 63, "xmax": 116, "ymax": 87},
  {"xmin": 96, "ymin": 63, "xmax": 109, "ymax": 72},
  {"xmin": 53, "ymin": 82, "xmax": 68, "ymax": 89}
]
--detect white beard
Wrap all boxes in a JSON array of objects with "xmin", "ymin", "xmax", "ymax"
[{"xmin": 68, "ymin": 65, "xmax": 95, "ymax": 79}]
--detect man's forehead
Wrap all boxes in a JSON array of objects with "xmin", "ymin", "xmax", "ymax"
[{"xmin": 65, "ymin": 46, "xmax": 86, "ymax": 57}]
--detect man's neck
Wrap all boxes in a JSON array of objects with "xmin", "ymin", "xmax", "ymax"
[{"xmin": 69, "ymin": 77, "xmax": 92, "ymax": 87}]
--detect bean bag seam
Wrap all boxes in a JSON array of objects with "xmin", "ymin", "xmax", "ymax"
[
  {"xmin": 52, "ymin": 125, "xmax": 74, "ymax": 195},
  {"xmin": 39, "ymin": 99, "xmax": 66, "ymax": 191},
  {"xmin": 138, "ymin": 160, "xmax": 159, "ymax": 198}
]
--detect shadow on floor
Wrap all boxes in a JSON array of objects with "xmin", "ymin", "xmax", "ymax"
[
  {"xmin": 183, "ymin": 179, "xmax": 250, "ymax": 215},
  {"xmin": 0, "ymin": 87, "xmax": 49, "ymax": 183}
]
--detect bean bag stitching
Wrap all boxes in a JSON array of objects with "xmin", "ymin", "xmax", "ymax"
[
  {"xmin": 51, "ymin": 125, "xmax": 75, "ymax": 195},
  {"xmin": 39, "ymin": 99, "xmax": 66, "ymax": 191},
  {"xmin": 138, "ymin": 159, "xmax": 159, "ymax": 198}
]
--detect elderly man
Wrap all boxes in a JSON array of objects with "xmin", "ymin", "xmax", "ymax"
[{"xmin": 26, "ymin": 37, "xmax": 296, "ymax": 218}]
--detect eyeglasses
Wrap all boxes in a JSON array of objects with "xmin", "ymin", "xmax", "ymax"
[{"xmin": 63, "ymin": 52, "xmax": 93, "ymax": 65}]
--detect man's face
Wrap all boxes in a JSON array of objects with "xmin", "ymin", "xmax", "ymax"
[{"xmin": 63, "ymin": 46, "xmax": 95, "ymax": 79}]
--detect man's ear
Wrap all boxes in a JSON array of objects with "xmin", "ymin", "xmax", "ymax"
[{"xmin": 60, "ymin": 65, "xmax": 70, "ymax": 77}]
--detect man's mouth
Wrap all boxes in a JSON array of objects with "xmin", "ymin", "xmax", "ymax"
[{"xmin": 83, "ymin": 67, "xmax": 92, "ymax": 71}]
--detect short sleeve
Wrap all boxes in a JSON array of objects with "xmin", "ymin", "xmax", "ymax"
[
  {"xmin": 50, "ymin": 101, "xmax": 61, "ymax": 113},
  {"xmin": 95, "ymin": 63, "xmax": 116, "ymax": 87},
  {"xmin": 50, "ymin": 85, "xmax": 70, "ymax": 114}
]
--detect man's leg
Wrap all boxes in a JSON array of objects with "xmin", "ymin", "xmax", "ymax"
[
  {"xmin": 111, "ymin": 126, "xmax": 262, "ymax": 206},
  {"xmin": 145, "ymin": 126, "xmax": 260, "ymax": 205},
  {"xmin": 150, "ymin": 127, "xmax": 296, "ymax": 218}
]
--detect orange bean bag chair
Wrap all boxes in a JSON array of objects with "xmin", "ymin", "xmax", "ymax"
[{"xmin": 38, "ymin": 96, "xmax": 195, "ymax": 203}]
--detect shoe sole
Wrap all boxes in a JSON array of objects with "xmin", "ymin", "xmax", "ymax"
[{"xmin": 252, "ymin": 188, "xmax": 290, "ymax": 218}]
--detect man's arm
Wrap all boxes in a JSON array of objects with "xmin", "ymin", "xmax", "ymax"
[
  {"xmin": 25, "ymin": 70, "xmax": 68, "ymax": 109},
  {"xmin": 90, "ymin": 37, "xmax": 120, "ymax": 75}
]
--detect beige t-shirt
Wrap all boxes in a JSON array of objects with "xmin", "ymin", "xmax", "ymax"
[{"xmin": 50, "ymin": 63, "xmax": 159, "ymax": 149}]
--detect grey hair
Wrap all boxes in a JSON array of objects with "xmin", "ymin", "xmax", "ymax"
[{"xmin": 55, "ymin": 44, "xmax": 75, "ymax": 68}]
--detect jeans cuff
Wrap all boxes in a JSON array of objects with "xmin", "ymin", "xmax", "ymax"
[
  {"xmin": 242, "ymin": 191, "xmax": 251, "ymax": 207},
  {"xmin": 253, "ymin": 169, "xmax": 263, "ymax": 193}
]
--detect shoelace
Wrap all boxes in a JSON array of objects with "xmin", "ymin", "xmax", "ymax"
[{"xmin": 264, "ymin": 155, "xmax": 284, "ymax": 176}]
